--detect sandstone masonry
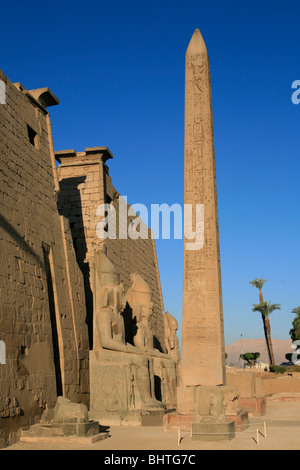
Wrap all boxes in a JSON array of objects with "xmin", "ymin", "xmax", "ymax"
[
  {"xmin": 0, "ymin": 70, "xmax": 91, "ymax": 446},
  {"xmin": 0, "ymin": 69, "xmax": 167, "ymax": 446}
]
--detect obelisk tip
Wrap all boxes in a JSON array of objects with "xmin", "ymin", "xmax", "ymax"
[{"xmin": 186, "ymin": 28, "xmax": 207, "ymax": 54}]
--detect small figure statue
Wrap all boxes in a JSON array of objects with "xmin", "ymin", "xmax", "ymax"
[{"xmin": 164, "ymin": 311, "xmax": 180, "ymax": 363}]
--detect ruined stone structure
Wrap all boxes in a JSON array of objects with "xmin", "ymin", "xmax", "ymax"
[
  {"xmin": 20, "ymin": 396, "xmax": 106, "ymax": 443},
  {"xmin": 0, "ymin": 68, "xmax": 175, "ymax": 446},
  {"xmin": 191, "ymin": 386, "xmax": 235, "ymax": 441}
]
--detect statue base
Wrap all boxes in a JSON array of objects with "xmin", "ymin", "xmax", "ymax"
[
  {"xmin": 89, "ymin": 349, "xmax": 168, "ymax": 426},
  {"xmin": 192, "ymin": 421, "xmax": 235, "ymax": 441},
  {"xmin": 89, "ymin": 409, "xmax": 165, "ymax": 427},
  {"xmin": 162, "ymin": 412, "xmax": 247, "ymax": 433},
  {"xmin": 21, "ymin": 397, "xmax": 108, "ymax": 444},
  {"xmin": 20, "ymin": 420, "xmax": 107, "ymax": 444}
]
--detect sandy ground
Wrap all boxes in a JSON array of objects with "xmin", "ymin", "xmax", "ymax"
[{"xmin": 2, "ymin": 399, "xmax": 300, "ymax": 451}]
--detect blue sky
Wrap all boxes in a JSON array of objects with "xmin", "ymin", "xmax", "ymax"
[{"xmin": 1, "ymin": 0, "xmax": 300, "ymax": 346}]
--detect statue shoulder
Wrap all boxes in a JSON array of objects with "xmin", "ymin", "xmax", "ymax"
[{"xmin": 96, "ymin": 306, "xmax": 114, "ymax": 321}]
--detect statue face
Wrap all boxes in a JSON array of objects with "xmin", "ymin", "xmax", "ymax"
[
  {"xmin": 99, "ymin": 284, "xmax": 126, "ymax": 313},
  {"xmin": 168, "ymin": 334, "xmax": 176, "ymax": 350},
  {"xmin": 141, "ymin": 302, "xmax": 154, "ymax": 322},
  {"xmin": 114, "ymin": 285, "xmax": 126, "ymax": 312}
]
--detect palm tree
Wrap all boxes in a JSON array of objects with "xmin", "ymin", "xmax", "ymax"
[
  {"xmin": 249, "ymin": 278, "xmax": 272, "ymax": 363},
  {"xmin": 252, "ymin": 301, "xmax": 281, "ymax": 365},
  {"xmin": 290, "ymin": 307, "xmax": 300, "ymax": 342},
  {"xmin": 250, "ymin": 278, "xmax": 268, "ymax": 303}
]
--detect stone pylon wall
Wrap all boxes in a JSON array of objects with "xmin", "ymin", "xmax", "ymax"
[
  {"xmin": 56, "ymin": 149, "xmax": 166, "ymax": 352},
  {"xmin": 0, "ymin": 70, "xmax": 90, "ymax": 446}
]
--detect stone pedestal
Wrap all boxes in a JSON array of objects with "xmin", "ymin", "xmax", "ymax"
[
  {"xmin": 191, "ymin": 385, "xmax": 236, "ymax": 441},
  {"xmin": 21, "ymin": 420, "xmax": 102, "ymax": 440},
  {"xmin": 192, "ymin": 421, "xmax": 235, "ymax": 441},
  {"xmin": 163, "ymin": 411, "xmax": 246, "ymax": 434},
  {"xmin": 90, "ymin": 350, "xmax": 135, "ymax": 417},
  {"xmin": 89, "ymin": 349, "xmax": 166, "ymax": 426},
  {"xmin": 20, "ymin": 397, "xmax": 107, "ymax": 444},
  {"xmin": 89, "ymin": 409, "xmax": 165, "ymax": 427}
]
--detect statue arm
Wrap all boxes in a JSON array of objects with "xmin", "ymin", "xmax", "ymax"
[
  {"xmin": 96, "ymin": 309, "xmax": 128, "ymax": 353},
  {"xmin": 97, "ymin": 309, "xmax": 144, "ymax": 354},
  {"xmin": 99, "ymin": 332, "xmax": 130, "ymax": 353}
]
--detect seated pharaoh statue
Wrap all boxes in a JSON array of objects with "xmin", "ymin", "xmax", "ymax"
[
  {"xmin": 164, "ymin": 311, "xmax": 180, "ymax": 364},
  {"xmin": 126, "ymin": 273, "xmax": 169, "ymax": 358},
  {"xmin": 126, "ymin": 273, "xmax": 178, "ymax": 409},
  {"xmin": 89, "ymin": 250, "xmax": 165, "ymax": 425}
]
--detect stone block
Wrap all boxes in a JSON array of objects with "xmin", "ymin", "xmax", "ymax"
[
  {"xmin": 226, "ymin": 411, "xmax": 249, "ymax": 431},
  {"xmin": 239, "ymin": 397, "xmax": 266, "ymax": 416},
  {"xmin": 162, "ymin": 413, "xmax": 193, "ymax": 432},
  {"xmin": 192, "ymin": 421, "xmax": 235, "ymax": 441}
]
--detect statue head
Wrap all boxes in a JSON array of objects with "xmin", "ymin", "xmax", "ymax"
[
  {"xmin": 126, "ymin": 273, "xmax": 152, "ymax": 308},
  {"xmin": 94, "ymin": 249, "xmax": 120, "ymax": 288},
  {"xmin": 140, "ymin": 301, "xmax": 154, "ymax": 324},
  {"xmin": 131, "ymin": 300, "xmax": 154, "ymax": 324},
  {"xmin": 165, "ymin": 311, "xmax": 178, "ymax": 334},
  {"xmin": 98, "ymin": 284, "xmax": 126, "ymax": 314},
  {"xmin": 126, "ymin": 273, "xmax": 154, "ymax": 323},
  {"xmin": 167, "ymin": 333, "xmax": 177, "ymax": 351},
  {"xmin": 93, "ymin": 249, "xmax": 125, "ymax": 313}
]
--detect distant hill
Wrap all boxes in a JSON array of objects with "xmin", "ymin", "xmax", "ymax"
[{"xmin": 225, "ymin": 338, "xmax": 293, "ymax": 366}]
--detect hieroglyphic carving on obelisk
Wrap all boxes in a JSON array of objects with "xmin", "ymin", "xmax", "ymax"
[{"xmin": 181, "ymin": 29, "xmax": 226, "ymax": 387}]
